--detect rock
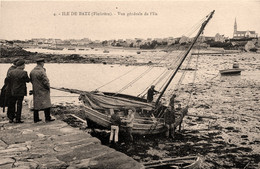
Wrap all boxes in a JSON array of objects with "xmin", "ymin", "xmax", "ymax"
[
  {"xmin": 59, "ymin": 127, "xmax": 82, "ymax": 134},
  {"xmin": 34, "ymin": 156, "xmax": 68, "ymax": 169},
  {"xmin": 197, "ymin": 140, "xmax": 208, "ymax": 144},
  {"xmin": 0, "ymin": 163, "xmax": 13, "ymax": 169},
  {"xmin": 0, "ymin": 140, "xmax": 7, "ymax": 148},
  {"xmin": 132, "ymin": 155, "xmax": 141, "ymax": 160},
  {"xmin": 68, "ymin": 159, "xmax": 98, "ymax": 169},
  {"xmin": 158, "ymin": 144, "xmax": 166, "ymax": 149},
  {"xmin": 92, "ymin": 151, "xmax": 143, "ymax": 169},
  {"xmin": 0, "ymin": 146, "xmax": 28, "ymax": 155},
  {"xmin": 13, "ymin": 161, "xmax": 38, "ymax": 169},
  {"xmin": 56, "ymin": 144, "xmax": 114, "ymax": 162},
  {"xmin": 0, "ymin": 157, "xmax": 15, "ymax": 165},
  {"xmin": 241, "ymin": 135, "xmax": 248, "ymax": 138}
]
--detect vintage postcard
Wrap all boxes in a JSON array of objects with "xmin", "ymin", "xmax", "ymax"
[{"xmin": 0, "ymin": 0, "xmax": 260, "ymax": 168}]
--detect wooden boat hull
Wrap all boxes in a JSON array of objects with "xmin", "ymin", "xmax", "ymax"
[
  {"xmin": 81, "ymin": 103, "xmax": 186, "ymax": 135},
  {"xmin": 49, "ymin": 87, "xmax": 186, "ymax": 135},
  {"xmin": 219, "ymin": 68, "xmax": 244, "ymax": 75}
]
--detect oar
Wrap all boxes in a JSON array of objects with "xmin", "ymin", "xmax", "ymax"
[{"xmin": 68, "ymin": 114, "xmax": 87, "ymax": 124}]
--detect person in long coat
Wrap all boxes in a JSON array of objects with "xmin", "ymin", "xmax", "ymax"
[
  {"xmin": 5, "ymin": 59, "xmax": 30, "ymax": 123},
  {"xmin": 0, "ymin": 58, "xmax": 19, "ymax": 112},
  {"xmin": 30, "ymin": 58, "xmax": 54, "ymax": 123}
]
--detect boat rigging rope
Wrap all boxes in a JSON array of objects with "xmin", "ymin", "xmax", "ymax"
[
  {"xmin": 115, "ymin": 45, "xmax": 178, "ymax": 95},
  {"xmin": 115, "ymin": 67, "xmax": 154, "ymax": 94},
  {"xmin": 100, "ymin": 14, "xmax": 207, "ymax": 98},
  {"xmin": 187, "ymin": 52, "xmax": 200, "ymax": 106},
  {"xmin": 137, "ymin": 21, "xmax": 204, "ymax": 98},
  {"xmin": 186, "ymin": 34, "xmax": 207, "ymax": 106},
  {"xmin": 154, "ymin": 17, "xmax": 206, "ymax": 95},
  {"xmin": 95, "ymin": 49, "xmax": 158, "ymax": 91},
  {"xmin": 183, "ymin": 16, "xmax": 207, "ymax": 38},
  {"xmin": 158, "ymin": 54, "xmax": 186, "ymax": 92},
  {"xmin": 95, "ymin": 66, "xmax": 137, "ymax": 90},
  {"xmin": 137, "ymin": 48, "xmax": 184, "ymax": 97},
  {"xmin": 168, "ymin": 37, "xmax": 202, "ymax": 106},
  {"xmin": 171, "ymin": 52, "xmax": 194, "ymax": 94}
]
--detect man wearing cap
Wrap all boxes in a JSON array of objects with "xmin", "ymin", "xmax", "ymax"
[
  {"xmin": 7, "ymin": 58, "xmax": 19, "ymax": 74},
  {"xmin": 30, "ymin": 58, "xmax": 54, "ymax": 123},
  {"xmin": 147, "ymin": 85, "xmax": 159, "ymax": 103},
  {"xmin": 5, "ymin": 59, "xmax": 30, "ymax": 123}
]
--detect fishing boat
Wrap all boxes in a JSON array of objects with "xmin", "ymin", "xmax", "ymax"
[
  {"xmin": 103, "ymin": 50, "xmax": 110, "ymax": 53},
  {"xmin": 68, "ymin": 48, "xmax": 76, "ymax": 50},
  {"xmin": 142, "ymin": 156, "xmax": 202, "ymax": 169},
  {"xmin": 79, "ymin": 91, "xmax": 189, "ymax": 135},
  {"xmin": 219, "ymin": 68, "xmax": 244, "ymax": 75},
  {"xmin": 47, "ymin": 47, "xmax": 64, "ymax": 50},
  {"xmin": 219, "ymin": 62, "xmax": 244, "ymax": 75},
  {"xmin": 51, "ymin": 87, "xmax": 168, "ymax": 134},
  {"xmin": 52, "ymin": 10, "xmax": 215, "ymax": 135}
]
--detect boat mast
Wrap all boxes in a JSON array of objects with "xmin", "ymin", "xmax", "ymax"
[{"xmin": 155, "ymin": 10, "xmax": 215, "ymax": 106}]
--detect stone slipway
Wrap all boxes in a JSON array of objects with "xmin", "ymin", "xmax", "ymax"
[{"xmin": 0, "ymin": 109, "xmax": 143, "ymax": 169}]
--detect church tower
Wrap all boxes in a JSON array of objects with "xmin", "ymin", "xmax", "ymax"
[{"xmin": 234, "ymin": 18, "xmax": 237, "ymax": 33}]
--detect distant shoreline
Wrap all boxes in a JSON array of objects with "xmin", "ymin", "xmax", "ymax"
[{"xmin": 1, "ymin": 43, "xmax": 256, "ymax": 66}]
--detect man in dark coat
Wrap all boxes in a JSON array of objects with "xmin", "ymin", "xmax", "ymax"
[
  {"xmin": 6, "ymin": 59, "xmax": 30, "ymax": 123},
  {"xmin": 7, "ymin": 58, "xmax": 19, "ymax": 75},
  {"xmin": 0, "ymin": 58, "xmax": 19, "ymax": 112},
  {"xmin": 147, "ymin": 85, "xmax": 159, "ymax": 102},
  {"xmin": 30, "ymin": 58, "xmax": 54, "ymax": 123}
]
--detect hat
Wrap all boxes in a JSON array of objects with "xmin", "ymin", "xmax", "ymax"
[
  {"xmin": 128, "ymin": 108, "xmax": 136, "ymax": 113},
  {"xmin": 13, "ymin": 58, "xmax": 19, "ymax": 65},
  {"xmin": 36, "ymin": 58, "xmax": 45, "ymax": 63},
  {"xmin": 16, "ymin": 59, "xmax": 25, "ymax": 66}
]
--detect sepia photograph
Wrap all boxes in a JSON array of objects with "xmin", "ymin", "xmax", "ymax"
[{"xmin": 0, "ymin": 0, "xmax": 260, "ymax": 168}]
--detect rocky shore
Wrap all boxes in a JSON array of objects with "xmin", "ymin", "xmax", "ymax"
[
  {"xmin": 0, "ymin": 43, "xmax": 248, "ymax": 66},
  {"xmin": 0, "ymin": 44, "xmax": 153, "ymax": 66}
]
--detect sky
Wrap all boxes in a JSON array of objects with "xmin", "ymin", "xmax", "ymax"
[{"xmin": 0, "ymin": 0, "xmax": 260, "ymax": 40}]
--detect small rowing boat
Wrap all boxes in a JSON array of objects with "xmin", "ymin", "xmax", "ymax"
[{"xmin": 219, "ymin": 68, "xmax": 244, "ymax": 75}]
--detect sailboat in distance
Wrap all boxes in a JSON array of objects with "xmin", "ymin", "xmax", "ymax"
[{"xmin": 52, "ymin": 10, "xmax": 215, "ymax": 135}]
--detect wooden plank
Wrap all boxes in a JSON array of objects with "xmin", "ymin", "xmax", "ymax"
[{"xmin": 68, "ymin": 114, "xmax": 87, "ymax": 124}]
